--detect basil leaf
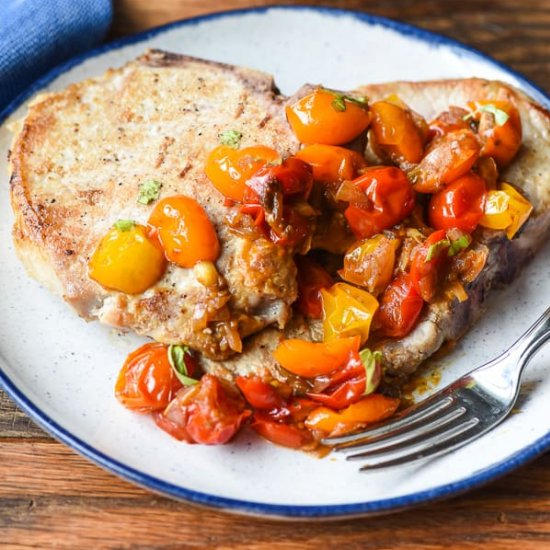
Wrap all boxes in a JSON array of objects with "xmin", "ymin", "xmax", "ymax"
[
  {"xmin": 219, "ymin": 129, "xmax": 243, "ymax": 148},
  {"xmin": 448, "ymin": 234, "xmax": 471, "ymax": 257},
  {"xmin": 113, "ymin": 219, "xmax": 136, "ymax": 232},
  {"xmin": 425, "ymin": 239, "xmax": 450, "ymax": 262},
  {"xmin": 331, "ymin": 95, "xmax": 347, "ymax": 112},
  {"xmin": 168, "ymin": 344, "xmax": 198, "ymax": 386},
  {"xmin": 137, "ymin": 179, "xmax": 162, "ymax": 205},
  {"xmin": 359, "ymin": 349, "xmax": 383, "ymax": 396},
  {"xmin": 478, "ymin": 104, "xmax": 510, "ymax": 126}
]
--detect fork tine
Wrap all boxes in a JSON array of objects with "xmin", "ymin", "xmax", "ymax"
[
  {"xmin": 322, "ymin": 394, "xmax": 455, "ymax": 446},
  {"xmin": 334, "ymin": 406, "xmax": 467, "ymax": 453},
  {"xmin": 354, "ymin": 417, "xmax": 481, "ymax": 470}
]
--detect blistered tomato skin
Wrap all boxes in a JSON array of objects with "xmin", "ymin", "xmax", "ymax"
[
  {"xmin": 286, "ymin": 89, "xmax": 372, "ymax": 145},
  {"xmin": 89, "ymin": 223, "xmax": 166, "ymax": 294},
  {"xmin": 204, "ymin": 145, "xmax": 280, "ymax": 202},
  {"xmin": 148, "ymin": 195, "xmax": 220, "ymax": 268}
]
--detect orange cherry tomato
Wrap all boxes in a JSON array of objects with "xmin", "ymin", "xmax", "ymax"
[
  {"xmin": 429, "ymin": 172, "xmax": 487, "ymax": 233},
  {"xmin": 294, "ymin": 144, "xmax": 367, "ymax": 184},
  {"xmin": 154, "ymin": 374, "xmax": 250, "ymax": 445},
  {"xmin": 468, "ymin": 100, "xmax": 522, "ymax": 167},
  {"xmin": 115, "ymin": 343, "xmax": 182, "ymax": 412},
  {"xmin": 377, "ymin": 273, "xmax": 424, "ymax": 339},
  {"xmin": 89, "ymin": 223, "xmax": 166, "ymax": 294},
  {"xmin": 409, "ymin": 229, "xmax": 448, "ymax": 302},
  {"xmin": 273, "ymin": 336, "xmax": 361, "ymax": 377},
  {"xmin": 370, "ymin": 100, "xmax": 426, "ymax": 164},
  {"xmin": 343, "ymin": 167, "xmax": 416, "ymax": 239},
  {"xmin": 286, "ymin": 89, "xmax": 372, "ymax": 145},
  {"xmin": 235, "ymin": 376, "xmax": 286, "ymax": 410},
  {"xmin": 295, "ymin": 256, "xmax": 333, "ymax": 319},
  {"xmin": 305, "ymin": 394, "xmax": 400, "ymax": 437},
  {"xmin": 205, "ymin": 145, "xmax": 280, "ymax": 202},
  {"xmin": 252, "ymin": 414, "xmax": 314, "ymax": 449},
  {"xmin": 410, "ymin": 129, "xmax": 481, "ymax": 194},
  {"xmin": 148, "ymin": 195, "xmax": 220, "ymax": 268}
]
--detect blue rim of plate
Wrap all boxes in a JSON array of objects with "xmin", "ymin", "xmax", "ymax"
[{"xmin": 1, "ymin": 5, "xmax": 549, "ymax": 519}]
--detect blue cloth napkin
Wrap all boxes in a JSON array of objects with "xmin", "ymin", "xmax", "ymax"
[{"xmin": 0, "ymin": 0, "xmax": 112, "ymax": 111}]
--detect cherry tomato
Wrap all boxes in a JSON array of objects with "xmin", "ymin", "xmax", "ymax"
[
  {"xmin": 115, "ymin": 343, "xmax": 181, "ymax": 412},
  {"xmin": 428, "ymin": 172, "xmax": 487, "ymax": 233},
  {"xmin": 468, "ymin": 100, "xmax": 522, "ymax": 167},
  {"xmin": 273, "ymin": 336, "xmax": 360, "ymax": 377},
  {"xmin": 295, "ymin": 256, "xmax": 333, "ymax": 319},
  {"xmin": 89, "ymin": 223, "xmax": 166, "ymax": 294},
  {"xmin": 343, "ymin": 167, "xmax": 416, "ymax": 239},
  {"xmin": 409, "ymin": 129, "xmax": 481, "ymax": 194},
  {"xmin": 154, "ymin": 374, "xmax": 249, "ymax": 445},
  {"xmin": 409, "ymin": 229, "xmax": 448, "ymax": 302},
  {"xmin": 377, "ymin": 273, "xmax": 424, "ymax": 338},
  {"xmin": 370, "ymin": 100, "xmax": 426, "ymax": 164},
  {"xmin": 252, "ymin": 415, "xmax": 314, "ymax": 449},
  {"xmin": 148, "ymin": 195, "xmax": 220, "ymax": 268},
  {"xmin": 287, "ymin": 398, "xmax": 320, "ymax": 422},
  {"xmin": 305, "ymin": 394, "xmax": 400, "ymax": 437},
  {"xmin": 205, "ymin": 145, "xmax": 280, "ymax": 202},
  {"xmin": 286, "ymin": 89, "xmax": 372, "ymax": 145},
  {"xmin": 235, "ymin": 376, "xmax": 286, "ymax": 410},
  {"xmin": 294, "ymin": 144, "xmax": 367, "ymax": 184},
  {"xmin": 429, "ymin": 106, "xmax": 470, "ymax": 137},
  {"xmin": 244, "ymin": 157, "xmax": 313, "ymax": 203}
]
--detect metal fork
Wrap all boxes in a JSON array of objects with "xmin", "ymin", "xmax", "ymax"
[{"xmin": 323, "ymin": 307, "xmax": 550, "ymax": 470}]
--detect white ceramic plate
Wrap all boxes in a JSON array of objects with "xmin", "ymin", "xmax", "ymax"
[{"xmin": 1, "ymin": 7, "xmax": 549, "ymax": 519}]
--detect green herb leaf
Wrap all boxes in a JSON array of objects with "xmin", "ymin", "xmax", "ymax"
[
  {"xmin": 219, "ymin": 129, "xmax": 243, "ymax": 149},
  {"xmin": 168, "ymin": 344, "xmax": 198, "ymax": 386},
  {"xmin": 137, "ymin": 179, "xmax": 162, "ymax": 205},
  {"xmin": 331, "ymin": 95, "xmax": 347, "ymax": 112},
  {"xmin": 113, "ymin": 219, "xmax": 136, "ymax": 232},
  {"xmin": 478, "ymin": 104, "xmax": 510, "ymax": 126},
  {"xmin": 448, "ymin": 234, "xmax": 471, "ymax": 257},
  {"xmin": 359, "ymin": 349, "xmax": 383, "ymax": 396},
  {"xmin": 425, "ymin": 239, "xmax": 450, "ymax": 262}
]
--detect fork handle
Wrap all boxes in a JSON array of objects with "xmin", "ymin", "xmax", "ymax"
[{"xmin": 509, "ymin": 306, "xmax": 550, "ymax": 371}]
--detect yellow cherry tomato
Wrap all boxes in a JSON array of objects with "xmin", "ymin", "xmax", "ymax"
[
  {"xmin": 148, "ymin": 196, "xmax": 220, "ymax": 268},
  {"xmin": 89, "ymin": 222, "xmax": 166, "ymax": 294},
  {"xmin": 305, "ymin": 394, "xmax": 400, "ymax": 437},
  {"xmin": 294, "ymin": 144, "xmax": 367, "ymax": 184},
  {"xmin": 479, "ymin": 183, "xmax": 533, "ymax": 239},
  {"xmin": 286, "ymin": 89, "xmax": 372, "ymax": 145},
  {"xmin": 204, "ymin": 145, "xmax": 280, "ymax": 202},
  {"xmin": 321, "ymin": 282, "xmax": 379, "ymax": 345}
]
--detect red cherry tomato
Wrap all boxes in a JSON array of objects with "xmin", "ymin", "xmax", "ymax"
[
  {"xmin": 295, "ymin": 256, "xmax": 333, "ymax": 319},
  {"xmin": 252, "ymin": 414, "xmax": 314, "ymax": 449},
  {"xmin": 377, "ymin": 274, "xmax": 424, "ymax": 338},
  {"xmin": 429, "ymin": 172, "xmax": 486, "ymax": 233},
  {"xmin": 115, "ymin": 343, "xmax": 182, "ymax": 412},
  {"xmin": 409, "ymin": 229, "xmax": 448, "ymax": 302},
  {"xmin": 154, "ymin": 374, "xmax": 249, "ymax": 445},
  {"xmin": 235, "ymin": 376, "xmax": 286, "ymax": 410},
  {"xmin": 343, "ymin": 167, "xmax": 416, "ymax": 239}
]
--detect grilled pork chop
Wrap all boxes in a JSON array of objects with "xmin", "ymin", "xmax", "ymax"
[
  {"xmin": 200, "ymin": 78, "xmax": 550, "ymax": 382},
  {"xmin": 9, "ymin": 50, "xmax": 301, "ymax": 359}
]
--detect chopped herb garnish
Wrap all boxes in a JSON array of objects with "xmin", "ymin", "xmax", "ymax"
[
  {"xmin": 137, "ymin": 179, "xmax": 162, "ymax": 205},
  {"xmin": 323, "ymin": 88, "xmax": 369, "ymax": 113},
  {"xmin": 463, "ymin": 104, "xmax": 510, "ymax": 127},
  {"xmin": 448, "ymin": 234, "xmax": 471, "ymax": 256},
  {"xmin": 359, "ymin": 349, "xmax": 383, "ymax": 396},
  {"xmin": 425, "ymin": 239, "xmax": 450, "ymax": 262},
  {"xmin": 219, "ymin": 129, "xmax": 243, "ymax": 148},
  {"xmin": 331, "ymin": 95, "xmax": 347, "ymax": 112},
  {"xmin": 113, "ymin": 219, "xmax": 136, "ymax": 232},
  {"xmin": 168, "ymin": 344, "xmax": 198, "ymax": 386}
]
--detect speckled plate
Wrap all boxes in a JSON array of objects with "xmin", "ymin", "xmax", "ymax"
[{"xmin": 1, "ymin": 6, "xmax": 549, "ymax": 520}]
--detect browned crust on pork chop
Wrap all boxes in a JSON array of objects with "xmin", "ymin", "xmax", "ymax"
[{"xmin": 9, "ymin": 50, "xmax": 300, "ymax": 359}]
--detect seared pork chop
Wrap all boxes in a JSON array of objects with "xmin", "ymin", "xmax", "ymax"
[{"xmin": 9, "ymin": 50, "xmax": 300, "ymax": 359}]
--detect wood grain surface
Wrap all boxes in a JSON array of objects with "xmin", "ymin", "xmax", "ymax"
[{"xmin": 2, "ymin": 1, "xmax": 550, "ymax": 548}]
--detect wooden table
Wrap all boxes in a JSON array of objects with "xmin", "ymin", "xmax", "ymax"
[{"xmin": 2, "ymin": 1, "xmax": 550, "ymax": 547}]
